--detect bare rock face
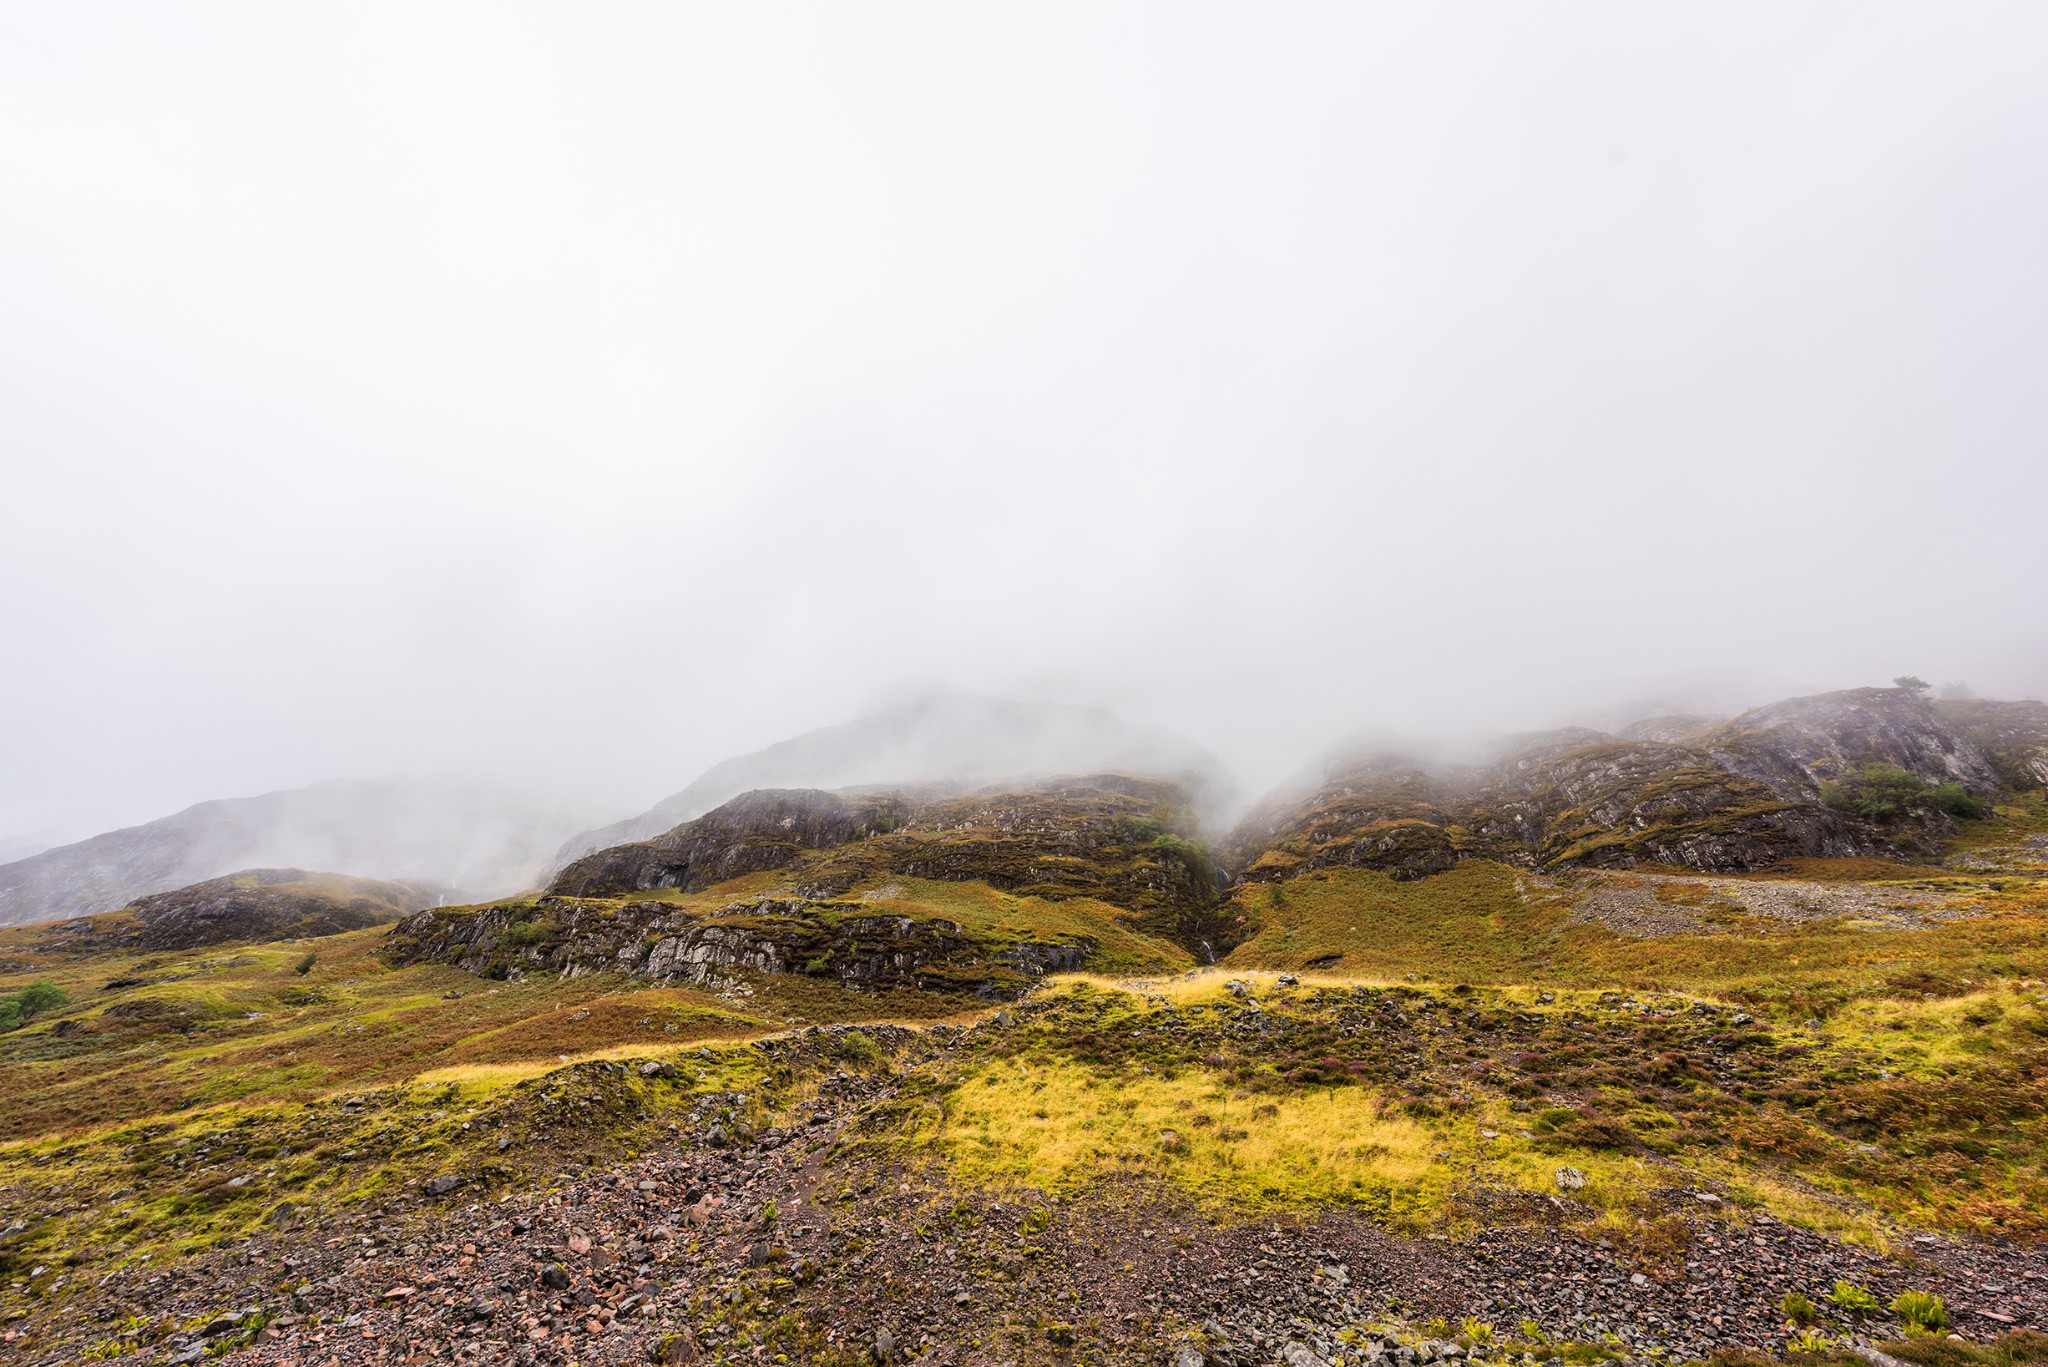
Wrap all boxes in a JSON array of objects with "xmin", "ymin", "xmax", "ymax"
[
  {"xmin": 1469, "ymin": 739, "xmax": 1868, "ymax": 869},
  {"xmin": 1935, "ymin": 698, "xmax": 2048, "ymax": 791},
  {"xmin": 128, "ymin": 869, "xmax": 428, "ymax": 951},
  {"xmin": 1700, "ymin": 687, "xmax": 2001, "ymax": 801}
]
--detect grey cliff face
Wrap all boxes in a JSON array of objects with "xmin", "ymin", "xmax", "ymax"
[
  {"xmin": 1934, "ymin": 698, "xmax": 2048, "ymax": 791},
  {"xmin": 1701, "ymin": 687, "xmax": 2001, "ymax": 801}
]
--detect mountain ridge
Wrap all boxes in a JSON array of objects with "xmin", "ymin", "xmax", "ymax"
[
  {"xmin": 551, "ymin": 690, "xmax": 1233, "ymax": 868},
  {"xmin": 0, "ymin": 779, "xmax": 599, "ymax": 929}
]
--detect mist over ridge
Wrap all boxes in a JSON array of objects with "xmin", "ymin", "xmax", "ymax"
[{"xmin": 3, "ymin": 3, "xmax": 2046, "ymax": 862}]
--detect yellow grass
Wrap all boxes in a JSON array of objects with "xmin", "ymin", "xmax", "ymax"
[{"xmin": 937, "ymin": 1061, "xmax": 1446, "ymax": 1213}]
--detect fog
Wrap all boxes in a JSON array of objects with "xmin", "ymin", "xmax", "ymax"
[{"xmin": 4, "ymin": 3, "xmax": 2047, "ymax": 847}]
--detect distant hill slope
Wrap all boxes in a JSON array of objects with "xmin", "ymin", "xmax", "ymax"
[
  {"xmin": 126, "ymin": 868, "xmax": 429, "ymax": 950},
  {"xmin": 1226, "ymin": 685, "xmax": 2015, "ymax": 881},
  {"xmin": 0, "ymin": 835, "xmax": 51, "ymax": 865},
  {"xmin": 552, "ymin": 690, "xmax": 1232, "ymax": 867},
  {"xmin": 394, "ymin": 774, "xmax": 1223, "ymax": 996},
  {"xmin": 0, "ymin": 780, "xmax": 599, "ymax": 929}
]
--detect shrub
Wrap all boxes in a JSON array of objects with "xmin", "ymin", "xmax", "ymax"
[
  {"xmin": 1781, "ymin": 1292, "xmax": 1821, "ymax": 1326},
  {"xmin": 0, "ymin": 979, "xmax": 68, "ymax": 1030},
  {"xmin": 833, "ymin": 1030, "xmax": 885, "ymax": 1068},
  {"xmin": 1927, "ymin": 784, "xmax": 1991, "ymax": 819},
  {"xmin": 1112, "ymin": 815, "xmax": 1163, "ymax": 845},
  {"xmin": 1891, "ymin": 1290, "xmax": 1949, "ymax": 1335},
  {"xmin": 503, "ymin": 921, "xmax": 550, "ymax": 948},
  {"xmin": 1831, "ymin": 1281, "xmax": 1881, "ymax": 1315},
  {"xmin": 1881, "ymin": 1329, "xmax": 2048, "ymax": 1367},
  {"xmin": 1821, "ymin": 762, "xmax": 1987, "ymax": 823},
  {"xmin": 293, "ymin": 953, "xmax": 318, "ymax": 976}
]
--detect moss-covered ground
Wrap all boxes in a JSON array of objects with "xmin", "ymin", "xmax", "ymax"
[{"xmin": 868, "ymin": 967, "xmax": 2048, "ymax": 1246}]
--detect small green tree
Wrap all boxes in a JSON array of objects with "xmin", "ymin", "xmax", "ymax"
[
  {"xmin": 293, "ymin": 952, "xmax": 318, "ymax": 976},
  {"xmin": 13, "ymin": 979, "xmax": 68, "ymax": 1022},
  {"xmin": 1893, "ymin": 675, "xmax": 1931, "ymax": 696},
  {"xmin": 1, "ymin": 979, "xmax": 69, "ymax": 1030}
]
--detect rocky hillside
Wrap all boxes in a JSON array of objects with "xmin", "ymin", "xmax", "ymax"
[
  {"xmin": 1699, "ymin": 686, "xmax": 2003, "ymax": 800},
  {"xmin": 1227, "ymin": 686, "xmax": 2010, "ymax": 880},
  {"xmin": 1937, "ymin": 697, "xmax": 2048, "ymax": 791},
  {"xmin": 391, "ymin": 776, "xmax": 1218, "ymax": 997},
  {"xmin": 125, "ymin": 868, "xmax": 430, "ymax": 951},
  {"xmin": 0, "ymin": 780, "xmax": 600, "ymax": 929},
  {"xmin": 553, "ymin": 690, "xmax": 1233, "ymax": 866}
]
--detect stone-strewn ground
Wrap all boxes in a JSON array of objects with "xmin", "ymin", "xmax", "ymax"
[
  {"xmin": 1565, "ymin": 874, "xmax": 1977, "ymax": 939},
  {"xmin": 11, "ymin": 1064, "xmax": 2042, "ymax": 1367}
]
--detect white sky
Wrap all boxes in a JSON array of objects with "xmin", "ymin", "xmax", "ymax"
[{"xmin": 4, "ymin": 2, "xmax": 2046, "ymax": 841}]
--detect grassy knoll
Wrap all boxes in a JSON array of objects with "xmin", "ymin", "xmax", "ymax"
[
  {"xmin": 1222, "ymin": 848, "xmax": 2048, "ymax": 1019},
  {"xmin": 850, "ymin": 876, "xmax": 1195, "ymax": 972},
  {"xmin": 0, "ymin": 907, "xmax": 982, "ymax": 1145}
]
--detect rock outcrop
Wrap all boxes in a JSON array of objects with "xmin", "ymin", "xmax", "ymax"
[
  {"xmin": 549, "ymin": 790, "xmax": 914, "ymax": 900},
  {"xmin": 1935, "ymin": 698, "xmax": 2048, "ymax": 791},
  {"xmin": 1700, "ymin": 687, "xmax": 2001, "ymax": 801},
  {"xmin": 128, "ymin": 869, "xmax": 429, "ymax": 951},
  {"xmin": 394, "ymin": 775, "xmax": 1215, "ymax": 996},
  {"xmin": 386, "ymin": 892, "xmax": 1089, "ymax": 998},
  {"xmin": 551, "ymin": 776, "xmax": 1216, "ymax": 915},
  {"xmin": 1225, "ymin": 686, "xmax": 2017, "ymax": 882}
]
